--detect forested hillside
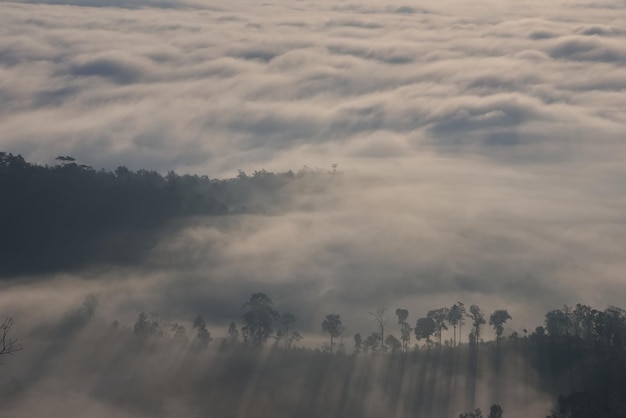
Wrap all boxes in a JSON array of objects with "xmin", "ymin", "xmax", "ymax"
[{"xmin": 0, "ymin": 153, "xmax": 327, "ymax": 276}]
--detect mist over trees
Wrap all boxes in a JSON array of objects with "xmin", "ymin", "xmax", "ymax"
[
  {"xmin": 3, "ymin": 154, "xmax": 626, "ymax": 417},
  {"xmin": 4, "ymin": 291, "xmax": 626, "ymax": 418},
  {"xmin": 0, "ymin": 152, "xmax": 331, "ymax": 277}
]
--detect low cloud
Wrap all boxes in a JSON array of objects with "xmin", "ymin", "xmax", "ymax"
[
  {"xmin": 549, "ymin": 35, "xmax": 626, "ymax": 63},
  {"xmin": 1, "ymin": 0, "xmax": 624, "ymax": 173},
  {"xmin": 0, "ymin": 0, "xmax": 625, "ymax": 353}
]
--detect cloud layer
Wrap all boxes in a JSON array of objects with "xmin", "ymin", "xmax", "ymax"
[
  {"xmin": 2, "ymin": 0, "xmax": 625, "ymax": 173},
  {"xmin": 1, "ymin": 0, "xmax": 626, "ymax": 342}
]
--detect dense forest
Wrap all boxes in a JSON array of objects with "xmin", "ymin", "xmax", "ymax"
[
  {"xmin": 0, "ymin": 152, "xmax": 331, "ymax": 277},
  {"xmin": 2, "ymin": 154, "xmax": 625, "ymax": 418}
]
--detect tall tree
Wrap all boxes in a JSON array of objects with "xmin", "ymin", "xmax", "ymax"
[
  {"xmin": 395, "ymin": 308, "xmax": 409, "ymax": 324},
  {"xmin": 415, "ymin": 317, "xmax": 436, "ymax": 348},
  {"xmin": 545, "ymin": 308, "xmax": 572, "ymax": 338},
  {"xmin": 241, "ymin": 293, "xmax": 279, "ymax": 348},
  {"xmin": 321, "ymin": 314, "xmax": 343, "ymax": 354},
  {"xmin": 396, "ymin": 308, "xmax": 411, "ymax": 352},
  {"xmin": 370, "ymin": 307, "xmax": 389, "ymax": 350},
  {"xmin": 427, "ymin": 307, "xmax": 450, "ymax": 346},
  {"xmin": 448, "ymin": 302, "xmax": 466, "ymax": 346},
  {"xmin": 468, "ymin": 305, "xmax": 486, "ymax": 350},
  {"xmin": 489, "ymin": 310, "xmax": 512, "ymax": 343},
  {"xmin": 573, "ymin": 303, "xmax": 594, "ymax": 341}
]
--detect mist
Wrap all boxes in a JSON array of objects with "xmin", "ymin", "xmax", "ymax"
[{"xmin": 1, "ymin": 0, "xmax": 626, "ymax": 416}]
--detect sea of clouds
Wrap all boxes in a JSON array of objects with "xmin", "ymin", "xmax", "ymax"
[{"xmin": 1, "ymin": 0, "xmax": 625, "ymax": 339}]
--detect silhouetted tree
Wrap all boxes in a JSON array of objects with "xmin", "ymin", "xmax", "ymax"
[
  {"xmin": 385, "ymin": 335, "xmax": 401, "ymax": 355},
  {"xmin": 550, "ymin": 391, "xmax": 609, "ymax": 418},
  {"xmin": 395, "ymin": 308, "xmax": 408, "ymax": 324},
  {"xmin": 427, "ymin": 307, "xmax": 450, "ymax": 346},
  {"xmin": 134, "ymin": 312, "xmax": 162, "ymax": 338},
  {"xmin": 193, "ymin": 315, "xmax": 212, "ymax": 348},
  {"xmin": 489, "ymin": 310, "xmax": 512, "ymax": 343},
  {"xmin": 545, "ymin": 308, "xmax": 572, "ymax": 338},
  {"xmin": 242, "ymin": 293, "xmax": 279, "ymax": 348},
  {"xmin": 448, "ymin": 302, "xmax": 466, "ymax": 346},
  {"xmin": 530, "ymin": 326, "xmax": 546, "ymax": 345},
  {"xmin": 396, "ymin": 308, "xmax": 411, "ymax": 352},
  {"xmin": 597, "ymin": 306, "xmax": 626, "ymax": 348},
  {"xmin": 468, "ymin": 305, "xmax": 486, "ymax": 350},
  {"xmin": 363, "ymin": 331, "xmax": 382, "ymax": 354},
  {"xmin": 321, "ymin": 314, "xmax": 343, "ymax": 354},
  {"xmin": 370, "ymin": 307, "xmax": 389, "ymax": 350},
  {"xmin": 573, "ymin": 303, "xmax": 594, "ymax": 341},
  {"xmin": 488, "ymin": 404, "xmax": 503, "ymax": 418},
  {"xmin": 415, "ymin": 317, "xmax": 436, "ymax": 348}
]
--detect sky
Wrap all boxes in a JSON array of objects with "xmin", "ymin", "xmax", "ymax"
[{"xmin": 1, "ymin": 0, "xmax": 626, "ymax": 342}]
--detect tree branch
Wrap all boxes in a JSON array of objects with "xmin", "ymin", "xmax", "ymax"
[{"xmin": 1, "ymin": 316, "xmax": 23, "ymax": 357}]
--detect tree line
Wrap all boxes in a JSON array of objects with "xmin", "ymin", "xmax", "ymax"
[
  {"xmin": 323, "ymin": 303, "xmax": 512, "ymax": 355},
  {"xmin": 0, "ymin": 152, "xmax": 333, "ymax": 277},
  {"xmin": 98, "ymin": 294, "xmax": 626, "ymax": 417},
  {"xmin": 124, "ymin": 296, "xmax": 512, "ymax": 356},
  {"xmin": 118, "ymin": 293, "xmax": 626, "ymax": 361},
  {"xmin": 4, "ymin": 293, "xmax": 626, "ymax": 417}
]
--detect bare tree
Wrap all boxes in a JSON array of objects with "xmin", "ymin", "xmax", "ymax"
[
  {"xmin": 370, "ymin": 307, "xmax": 389, "ymax": 350},
  {"xmin": 1, "ymin": 316, "xmax": 23, "ymax": 358}
]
